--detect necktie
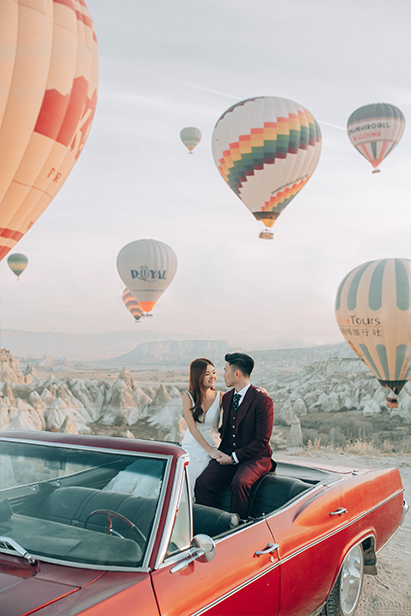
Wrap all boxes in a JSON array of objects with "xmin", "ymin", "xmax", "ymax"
[{"xmin": 233, "ymin": 393, "xmax": 241, "ymax": 412}]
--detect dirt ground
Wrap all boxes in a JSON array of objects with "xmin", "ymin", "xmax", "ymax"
[{"xmin": 290, "ymin": 450, "xmax": 411, "ymax": 616}]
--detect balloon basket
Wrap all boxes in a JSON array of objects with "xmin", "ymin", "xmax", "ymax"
[
  {"xmin": 372, "ymin": 169, "xmax": 381, "ymax": 174},
  {"xmin": 142, "ymin": 313, "xmax": 153, "ymax": 318},
  {"xmin": 386, "ymin": 396, "xmax": 398, "ymax": 410},
  {"xmin": 259, "ymin": 230, "xmax": 273, "ymax": 240}
]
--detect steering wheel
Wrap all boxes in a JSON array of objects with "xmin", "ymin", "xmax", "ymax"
[{"xmin": 84, "ymin": 509, "xmax": 146, "ymax": 548}]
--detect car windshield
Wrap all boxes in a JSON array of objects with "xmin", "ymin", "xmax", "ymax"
[{"xmin": 0, "ymin": 439, "xmax": 167, "ymax": 569}]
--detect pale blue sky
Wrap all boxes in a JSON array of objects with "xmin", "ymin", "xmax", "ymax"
[{"xmin": 1, "ymin": 0, "xmax": 410, "ymax": 350}]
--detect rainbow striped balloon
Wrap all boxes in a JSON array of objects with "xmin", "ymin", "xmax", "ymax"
[
  {"xmin": 122, "ymin": 288, "xmax": 143, "ymax": 323},
  {"xmin": 347, "ymin": 103, "xmax": 405, "ymax": 172},
  {"xmin": 212, "ymin": 96, "xmax": 322, "ymax": 238},
  {"xmin": 335, "ymin": 258, "xmax": 411, "ymax": 398}
]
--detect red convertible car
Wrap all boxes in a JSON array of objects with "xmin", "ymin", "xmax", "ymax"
[{"xmin": 0, "ymin": 431, "xmax": 407, "ymax": 616}]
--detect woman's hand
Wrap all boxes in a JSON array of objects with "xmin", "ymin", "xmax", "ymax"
[
  {"xmin": 209, "ymin": 449, "xmax": 220, "ymax": 459},
  {"xmin": 256, "ymin": 386, "xmax": 268, "ymax": 396}
]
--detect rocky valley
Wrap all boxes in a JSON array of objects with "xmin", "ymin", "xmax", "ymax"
[{"xmin": 1, "ymin": 341, "xmax": 410, "ymax": 453}]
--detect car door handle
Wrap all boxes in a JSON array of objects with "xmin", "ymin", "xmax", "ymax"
[
  {"xmin": 254, "ymin": 543, "xmax": 279, "ymax": 556},
  {"xmin": 329, "ymin": 507, "xmax": 348, "ymax": 516}
]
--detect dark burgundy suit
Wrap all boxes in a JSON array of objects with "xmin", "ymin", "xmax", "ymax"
[{"xmin": 194, "ymin": 385, "xmax": 274, "ymax": 518}]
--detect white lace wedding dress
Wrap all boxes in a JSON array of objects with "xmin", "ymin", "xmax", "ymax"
[{"xmin": 181, "ymin": 391, "xmax": 221, "ymax": 498}]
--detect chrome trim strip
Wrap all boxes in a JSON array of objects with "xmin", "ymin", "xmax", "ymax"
[
  {"xmin": 0, "ymin": 546, "xmax": 151, "ymax": 573},
  {"xmin": 154, "ymin": 454, "xmax": 191, "ymax": 569},
  {"xmin": 141, "ymin": 455, "xmax": 173, "ymax": 570},
  {"xmin": 274, "ymin": 488, "xmax": 403, "ymax": 566},
  {"xmin": 189, "ymin": 560, "xmax": 280, "ymax": 616}
]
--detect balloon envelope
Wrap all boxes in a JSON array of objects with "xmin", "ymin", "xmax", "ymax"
[
  {"xmin": 212, "ymin": 96, "xmax": 322, "ymax": 236},
  {"xmin": 117, "ymin": 239, "xmax": 178, "ymax": 314},
  {"xmin": 180, "ymin": 127, "xmax": 201, "ymax": 152},
  {"xmin": 347, "ymin": 103, "xmax": 405, "ymax": 171},
  {"xmin": 0, "ymin": 0, "xmax": 98, "ymax": 260},
  {"xmin": 7, "ymin": 253, "xmax": 28, "ymax": 279},
  {"xmin": 335, "ymin": 258, "xmax": 411, "ymax": 397},
  {"xmin": 122, "ymin": 288, "xmax": 143, "ymax": 322}
]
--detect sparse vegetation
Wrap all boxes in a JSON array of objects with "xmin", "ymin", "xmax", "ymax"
[{"xmin": 304, "ymin": 434, "xmax": 411, "ymax": 455}]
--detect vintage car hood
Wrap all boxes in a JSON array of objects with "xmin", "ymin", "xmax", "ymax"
[{"xmin": 0, "ymin": 556, "xmax": 103, "ymax": 616}]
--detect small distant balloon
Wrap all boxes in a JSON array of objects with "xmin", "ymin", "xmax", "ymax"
[
  {"xmin": 335, "ymin": 258, "xmax": 411, "ymax": 408},
  {"xmin": 7, "ymin": 253, "xmax": 28, "ymax": 280},
  {"xmin": 122, "ymin": 288, "xmax": 143, "ymax": 323},
  {"xmin": 0, "ymin": 0, "xmax": 98, "ymax": 260},
  {"xmin": 212, "ymin": 96, "xmax": 322, "ymax": 239},
  {"xmin": 180, "ymin": 127, "xmax": 202, "ymax": 153},
  {"xmin": 347, "ymin": 103, "xmax": 405, "ymax": 173},
  {"xmin": 116, "ymin": 239, "xmax": 178, "ymax": 315}
]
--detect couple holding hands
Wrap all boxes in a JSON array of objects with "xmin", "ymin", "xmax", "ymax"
[{"xmin": 182, "ymin": 353, "xmax": 275, "ymax": 519}]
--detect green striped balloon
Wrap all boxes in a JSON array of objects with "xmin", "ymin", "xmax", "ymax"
[
  {"xmin": 7, "ymin": 253, "xmax": 28, "ymax": 280},
  {"xmin": 335, "ymin": 258, "xmax": 411, "ymax": 398}
]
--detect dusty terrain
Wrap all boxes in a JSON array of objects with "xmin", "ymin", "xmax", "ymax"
[{"xmin": 290, "ymin": 450, "xmax": 411, "ymax": 616}]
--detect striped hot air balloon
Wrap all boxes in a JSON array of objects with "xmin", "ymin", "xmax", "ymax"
[
  {"xmin": 347, "ymin": 103, "xmax": 405, "ymax": 173},
  {"xmin": 335, "ymin": 258, "xmax": 411, "ymax": 408},
  {"xmin": 117, "ymin": 239, "xmax": 178, "ymax": 315},
  {"xmin": 0, "ymin": 0, "xmax": 98, "ymax": 260},
  {"xmin": 180, "ymin": 127, "xmax": 202, "ymax": 153},
  {"xmin": 212, "ymin": 96, "xmax": 322, "ymax": 239},
  {"xmin": 7, "ymin": 253, "xmax": 28, "ymax": 280},
  {"xmin": 122, "ymin": 288, "xmax": 143, "ymax": 323}
]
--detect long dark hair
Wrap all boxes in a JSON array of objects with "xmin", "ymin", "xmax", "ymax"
[{"xmin": 188, "ymin": 358, "xmax": 215, "ymax": 422}]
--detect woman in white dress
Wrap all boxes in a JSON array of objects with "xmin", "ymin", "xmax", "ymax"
[{"xmin": 181, "ymin": 358, "xmax": 222, "ymax": 498}]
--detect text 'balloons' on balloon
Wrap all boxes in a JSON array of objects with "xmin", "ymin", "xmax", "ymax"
[
  {"xmin": 7, "ymin": 253, "xmax": 28, "ymax": 280},
  {"xmin": 180, "ymin": 127, "xmax": 202, "ymax": 153},
  {"xmin": 335, "ymin": 258, "xmax": 411, "ymax": 407},
  {"xmin": 212, "ymin": 96, "xmax": 322, "ymax": 239},
  {"xmin": 116, "ymin": 239, "xmax": 178, "ymax": 315},
  {"xmin": 122, "ymin": 288, "xmax": 143, "ymax": 323},
  {"xmin": 347, "ymin": 103, "xmax": 405, "ymax": 173},
  {"xmin": 0, "ymin": 0, "xmax": 99, "ymax": 260}
]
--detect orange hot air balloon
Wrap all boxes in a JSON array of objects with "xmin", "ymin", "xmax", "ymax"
[
  {"xmin": 122, "ymin": 288, "xmax": 143, "ymax": 323},
  {"xmin": 0, "ymin": 0, "xmax": 98, "ymax": 260}
]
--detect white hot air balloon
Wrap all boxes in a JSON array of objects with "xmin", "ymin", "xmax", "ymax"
[
  {"xmin": 180, "ymin": 127, "xmax": 201, "ymax": 153},
  {"xmin": 116, "ymin": 239, "xmax": 178, "ymax": 315},
  {"xmin": 212, "ymin": 96, "xmax": 322, "ymax": 239}
]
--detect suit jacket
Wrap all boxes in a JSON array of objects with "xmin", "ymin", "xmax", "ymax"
[{"xmin": 219, "ymin": 385, "xmax": 273, "ymax": 463}]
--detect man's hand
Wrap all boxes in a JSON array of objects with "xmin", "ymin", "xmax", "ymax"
[{"xmin": 216, "ymin": 452, "xmax": 233, "ymax": 465}]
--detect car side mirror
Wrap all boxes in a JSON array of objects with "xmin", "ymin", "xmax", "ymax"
[{"xmin": 170, "ymin": 534, "xmax": 216, "ymax": 573}]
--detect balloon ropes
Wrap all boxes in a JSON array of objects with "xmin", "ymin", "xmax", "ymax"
[
  {"xmin": 212, "ymin": 96, "xmax": 322, "ymax": 239},
  {"xmin": 335, "ymin": 258, "xmax": 411, "ymax": 409},
  {"xmin": 347, "ymin": 103, "xmax": 405, "ymax": 173},
  {"xmin": 117, "ymin": 239, "xmax": 178, "ymax": 316},
  {"xmin": 0, "ymin": 0, "xmax": 98, "ymax": 260},
  {"xmin": 7, "ymin": 253, "xmax": 28, "ymax": 280},
  {"xmin": 122, "ymin": 288, "xmax": 144, "ymax": 323},
  {"xmin": 180, "ymin": 127, "xmax": 202, "ymax": 153}
]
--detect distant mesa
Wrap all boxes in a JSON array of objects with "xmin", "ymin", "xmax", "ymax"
[{"xmin": 106, "ymin": 340, "xmax": 239, "ymax": 366}]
